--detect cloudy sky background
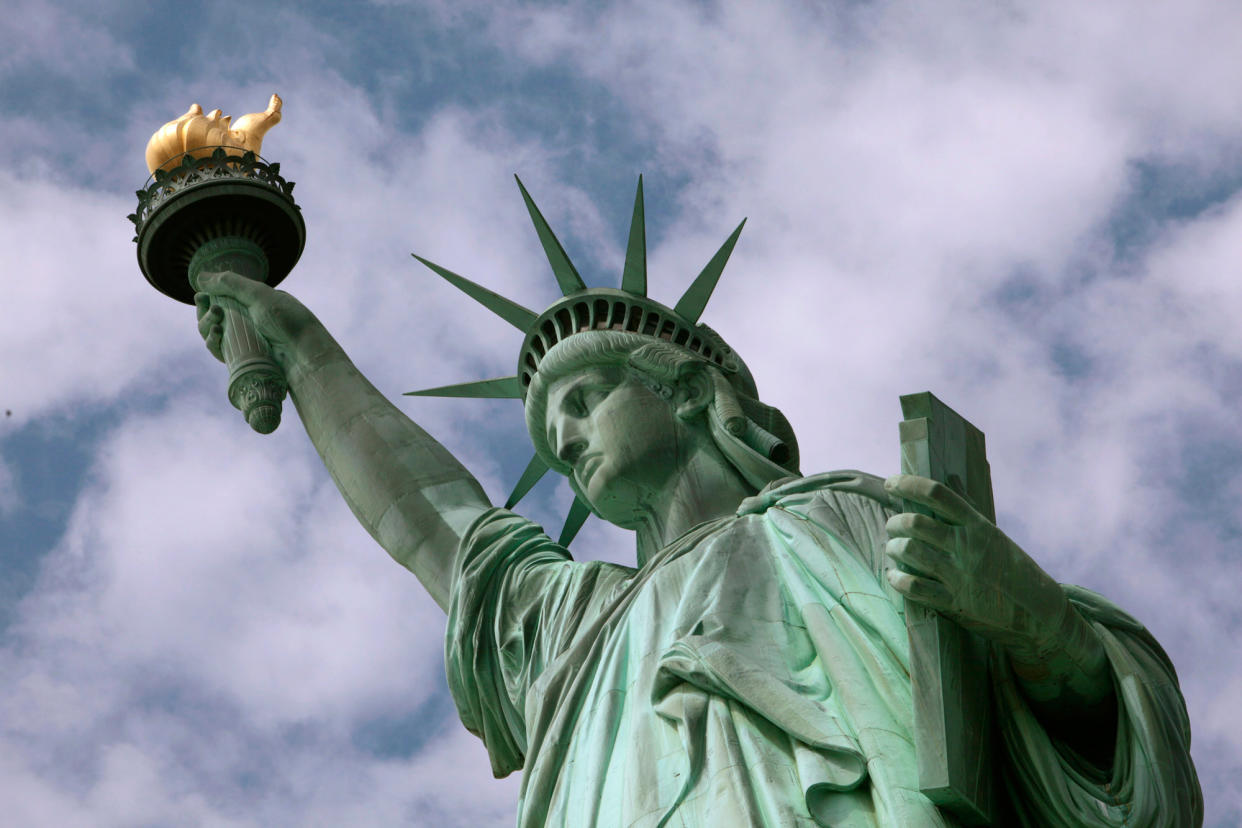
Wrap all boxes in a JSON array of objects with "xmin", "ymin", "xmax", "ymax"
[{"xmin": 1, "ymin": 0, "xmax": 1239, "ymax": 824}]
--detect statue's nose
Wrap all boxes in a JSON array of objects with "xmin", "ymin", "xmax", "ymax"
[{"xmin": 561, "ymin": 441, "xmax": 587, "ymax": 466}]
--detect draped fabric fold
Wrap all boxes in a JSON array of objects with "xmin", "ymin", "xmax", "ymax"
[
  {"xmin": 444, "ymin": 473, "xmax": 1201, "ymax": 827},
  {"xmin": 992, "ymin": 586, "xmax": 1202, "ymax": 826}
]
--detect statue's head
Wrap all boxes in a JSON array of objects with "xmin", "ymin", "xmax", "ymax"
[
  {"xmin": 408, "ymin": 176, "xmax": 799, "ymax": 544},
  {"xmin": 524, "ymin": 329, "xmax": 799, "ymax": 527}
]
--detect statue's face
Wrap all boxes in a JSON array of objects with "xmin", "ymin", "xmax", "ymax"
[{"xmin": 543, "ymin": 365, "xmax": 691, "ymax": 526}]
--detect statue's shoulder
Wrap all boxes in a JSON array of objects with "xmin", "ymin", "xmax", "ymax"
[
  {"xmin": 737, "ymin": 470, "xmax": 900, "ymax": 518},
  {"xmin": 734, "ymin": 471, "xmax": 897, "ymax": 571}
]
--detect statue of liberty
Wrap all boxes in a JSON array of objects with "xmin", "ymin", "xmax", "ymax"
[{"xmin": 194, "ymin": 177, "xmax": 1202, "ymax": 826}]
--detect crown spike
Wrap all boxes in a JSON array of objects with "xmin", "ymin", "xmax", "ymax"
[
  {"xmin": 673, "ymin": 218, "xmax": 746, "ymax": 324},
  {"xmin": 505, "ymin": 453, "xmax": 551, "ymax": 509},
  {"xmin": 621, "ymin": 175, "xmax": 647, "ymax": 296},
  {"xmin": 404, "ymin": 376, "xmax": 523, "ymax": 399},
  {"xmin": 412, "ymin": 254, "xmax": 538, "ymax": 331},
  {"xmin": 558, "ymin": 496, "xmax": 592, "ymax": 547},
  {"xmin": 515, "ymin": 175, "xmax": 588, "ymax": 296}
]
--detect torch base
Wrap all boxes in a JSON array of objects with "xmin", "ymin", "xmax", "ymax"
[{"xmin": 133, "ymin": 150, "xmax": 304, "ymax": 305}]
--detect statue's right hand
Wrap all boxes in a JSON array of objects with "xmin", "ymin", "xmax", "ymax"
[{"xmin": 193, "ymin": 271, "xmax": 321, "ymax": 372}]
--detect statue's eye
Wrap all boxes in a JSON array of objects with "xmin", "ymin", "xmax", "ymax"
[
  {"xmin": 578, "ymin": 386, "xmax": 610, "ymax": 415},
  {"xmin": 568, "ymin": 389, "xmax": 589, "ymax": 417}
]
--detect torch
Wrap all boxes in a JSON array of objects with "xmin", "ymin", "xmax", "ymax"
[{"xmin": 129, "ymin": 94, "xmax": 305, "ymax": 433}]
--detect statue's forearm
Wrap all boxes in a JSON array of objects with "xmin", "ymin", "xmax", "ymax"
[
  {"xmin": 1007, "ymin": 600, "xmax": 1118, "ymax": 764},
  {"xmin": 285, "ymin": 334, "xmax": 489, "ymax": 612}
]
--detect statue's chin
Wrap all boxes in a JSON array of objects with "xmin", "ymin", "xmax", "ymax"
[
  {"xmin": 606, "ymin": 513, "xmax": 647, "ymax": 532},
  {"xmin": 583, "ymin": 483, "xmax": 646, "ymax": 531}
]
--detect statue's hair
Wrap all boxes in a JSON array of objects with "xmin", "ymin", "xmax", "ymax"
[{"xmin": 525, "ymin": 330, "xmax": 800, "ymax": 486}]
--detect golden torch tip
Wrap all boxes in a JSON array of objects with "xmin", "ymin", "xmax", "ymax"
[{"xmin": 145, "ymin": 94, "xmax": 285, "ymax": 175}]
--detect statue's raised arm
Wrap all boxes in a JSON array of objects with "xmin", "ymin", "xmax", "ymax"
[
  {"xmin": 195, "ymin": 272, "xmax": 490, "ymax": 611},
  {"xmin": 136, "ymin": 94, "xmax": 487, "ymax": 607}
]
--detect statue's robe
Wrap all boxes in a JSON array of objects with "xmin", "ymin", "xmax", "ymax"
[{"xmin": 445, "ymin": 472, "xmax": 1202, "ymax": 827}]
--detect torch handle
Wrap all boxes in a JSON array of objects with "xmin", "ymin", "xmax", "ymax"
[
  {"xmin": 214, "ymin": 294, "xmax": 287, "ymax": 434},
  {"xmin": 188, "ymin": 236, "xmax": 287, "ymax": 434}
]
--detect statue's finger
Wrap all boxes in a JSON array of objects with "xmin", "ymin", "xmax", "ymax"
[
  {"xmin": 204, "ymin": 324, "xmax": 224, "ymax": 362},
  {"xmin": 195, "ymin": 271, "xmax": 271, "ymax": 307},
  {"xmin": 884, "ymin": 473, "xmax": 976, "ymax": 525},
  {"xmin": 886, "ymin": 568, "xmax": 953, "ymax": 610},
  {"xmin": 885, "ymin": 511, "xmax": 955, "ymax": 550},
  {"xmin": 197, "ymin": 305, "xmax": 221, "ymax": 340},
  {"xmin": 194, "ymin": 292, "xmax": 211, "ymax": 320},
  {"xmin": 886, "ymin": 537, "xmax": 955, "ymax": 584}
]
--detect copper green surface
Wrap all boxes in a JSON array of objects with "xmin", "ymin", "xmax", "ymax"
[{"xmin": 188, "ymin": 180, "xmax": 1202, "ymax": 826}]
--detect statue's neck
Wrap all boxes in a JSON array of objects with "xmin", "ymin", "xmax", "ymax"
[{"xmin": 633, "ymin": 442, "xmax": 753, "ymax": 567}]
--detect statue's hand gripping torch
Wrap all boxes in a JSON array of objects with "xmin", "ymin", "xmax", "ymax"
[{"xmin": 130, "ymin": 94, "xmax": 304, "ymax": 433}]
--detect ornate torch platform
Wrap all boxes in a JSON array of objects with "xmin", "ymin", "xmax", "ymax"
[{"xmin": 129, "ymin": 95, "xmax": 305, "ymax": 433}]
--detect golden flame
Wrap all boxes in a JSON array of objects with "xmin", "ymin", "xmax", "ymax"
[{"xmin": 145, "ymin": 94, "xmax": 283, "ymax": 174}]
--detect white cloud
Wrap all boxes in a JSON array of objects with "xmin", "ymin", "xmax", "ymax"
[
  {"xmin": 0, "ymin": 1, "xmax": 134, "ymax": 78},
  {"xmin": 0, "ymin": 390, "xmax": 511, "ymax": 823},
  {"xmin": 28, "ymin": 396, "xmax": 447, "ymax": 723},
  {"xmin": 0, "ymin": 171, "xmax": 193, "ymax": 422}
]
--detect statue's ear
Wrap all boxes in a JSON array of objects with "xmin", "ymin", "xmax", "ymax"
[{"xmin": 674, "ymin": 368, "xmax": 713, "ymax": 421}]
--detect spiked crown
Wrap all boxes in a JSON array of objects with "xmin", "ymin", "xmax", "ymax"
[{"xmin": 407, "ymin": 176, "xmax": 753, "ymax": 546}]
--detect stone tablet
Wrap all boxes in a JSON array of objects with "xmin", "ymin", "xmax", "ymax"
[{"xmin": 900, "ymin": 391, "xmax": 996, "ymax": 824}]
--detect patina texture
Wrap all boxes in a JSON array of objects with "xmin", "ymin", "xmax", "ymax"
[{"xmin": 446, "ymin": 473, "xmax": 1197, "ymax": 826}]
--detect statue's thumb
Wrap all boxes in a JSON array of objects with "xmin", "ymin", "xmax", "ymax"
[
  {"xmin": 193, "ymin": 271, "xmax": 246, "ymax": 305},
  {"xmin": 197, "ymin": 270, "xmax": 242, "ymax": 292},
  {"xmin": 194, "ymin": 271, "xmax": 223, "ymax": 293}
]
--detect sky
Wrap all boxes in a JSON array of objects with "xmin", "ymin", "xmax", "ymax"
[{"xmin": 1, "ymin": 0, "xmax": 1240, "ymax": 824}]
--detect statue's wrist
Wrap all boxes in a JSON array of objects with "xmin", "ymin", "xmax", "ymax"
[
  {"xmin": 281, "ymin": 325, "xmax": 349, "ymax": 389},
  {"xmin": 1009, "ymin": 592, "xmax": 1076, "ymax": 665},
  {"xmin": 1008, "ymin": 599, "xmax": 1112, "ymax": 706}
]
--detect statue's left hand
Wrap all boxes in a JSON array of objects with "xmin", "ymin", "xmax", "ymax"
[
  {"xmin": 882, "ymin": 473, "xmax": 1070, "ymax": 655},
  {"xmin": 883, "ymin": 473, "xmax": 1117, "ymax": 753}
]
